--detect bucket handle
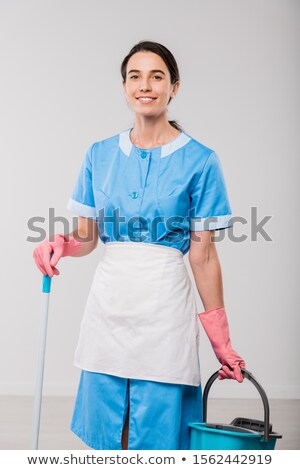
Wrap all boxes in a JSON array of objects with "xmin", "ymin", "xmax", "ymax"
[{"xmin": 203, "ymin": 369, "xmax": 270, "ymax": 443}]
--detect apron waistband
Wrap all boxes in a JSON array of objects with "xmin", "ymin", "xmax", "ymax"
[{"xmin": 104, "ymin": 242, "xmax": 183, "ymax": 258}]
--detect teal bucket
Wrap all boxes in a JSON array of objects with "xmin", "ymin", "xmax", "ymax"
[{"xmin": 188, "ymin": 369, "xmax": 282, "ymax": 450}]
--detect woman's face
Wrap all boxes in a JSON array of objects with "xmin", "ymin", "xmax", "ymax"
[{"xmin": 122, "ymin": 51, "xmax": 180, "ymax": 118}]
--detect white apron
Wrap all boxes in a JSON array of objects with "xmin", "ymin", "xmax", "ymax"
[{"xmin": 74, "ymin": 242, "xmax": 201, "ymax": 386}]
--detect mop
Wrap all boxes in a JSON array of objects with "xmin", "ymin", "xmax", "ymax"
[{"xmin": 31, "ymin": 265, "xmax": 53, "ymax": 450}]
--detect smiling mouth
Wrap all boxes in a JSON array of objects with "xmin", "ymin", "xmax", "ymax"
[{"xmin": 136, "ymin": 97, "xmax": 157, "ymax": 102}]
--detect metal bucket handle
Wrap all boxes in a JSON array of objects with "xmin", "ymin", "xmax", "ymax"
[{"xmin": 203, "ymin": 369, "xmax": 271, "ymax": 442}]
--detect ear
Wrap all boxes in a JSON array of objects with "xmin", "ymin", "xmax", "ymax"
[{"xmin": 171, "ymin": 81, "xmax": 180, "ymax": 98}]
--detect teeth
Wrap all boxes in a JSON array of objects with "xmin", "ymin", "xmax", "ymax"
[{"xmin": 139, "ymin": 98, "xmax": 154, "ymax": 101}]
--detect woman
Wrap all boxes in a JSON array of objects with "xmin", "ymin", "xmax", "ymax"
[{"xmin": 33, "ymin": 40, "xmax": 246, "ymax": 450}]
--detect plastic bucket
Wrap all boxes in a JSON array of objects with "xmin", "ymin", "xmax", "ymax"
[{"xmin": 188, "ymin": 369, "xmax": 282, "ymax": 450}]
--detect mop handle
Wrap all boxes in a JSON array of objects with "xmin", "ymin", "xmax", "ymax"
[{"xmin": 31, "ymin": 253, "xmax": 53, "ymax": 450}]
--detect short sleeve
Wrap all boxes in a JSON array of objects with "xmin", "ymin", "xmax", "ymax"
[
  {"xmin": 66, "ymin": 143, "xmax": 97, "ymax": 219},
  {"xmin": 189, "ymin": 151, "xmax": 233, "ymax": 231}
]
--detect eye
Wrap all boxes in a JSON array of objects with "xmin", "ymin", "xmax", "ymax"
[{"xmin": 129, "ymin": 75, "xmax": 162, "ymax": 80}]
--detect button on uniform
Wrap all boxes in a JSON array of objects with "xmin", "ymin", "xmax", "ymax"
[
  {"xmin": 130, "ymin": 191, "xmax": 138, "ymax": 199},
  {"xmin": 140, "ymin": 151, "xmax": 148, "ymax": 159}
]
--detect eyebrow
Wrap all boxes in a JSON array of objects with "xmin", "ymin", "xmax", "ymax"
[{"xmin": 127, "ymin": 69, "xmax": 166, "ymax": 75}]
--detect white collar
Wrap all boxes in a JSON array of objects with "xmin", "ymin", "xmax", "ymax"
[{"xmin": 119, "ymin": 128, "xmax": 191, "ymax": 158}]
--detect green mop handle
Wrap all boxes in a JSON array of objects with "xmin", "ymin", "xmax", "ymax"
[{"xmin": 31, "ymin": 252, "xmax": 53, "ymax": 449}]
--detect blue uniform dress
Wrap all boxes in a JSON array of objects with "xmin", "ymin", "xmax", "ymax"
[{"xmin": 66, "ymin": 127, "xmax": 233, "ymax": 450}]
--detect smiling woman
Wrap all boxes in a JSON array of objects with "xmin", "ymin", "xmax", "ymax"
[
  {"xmin": 33, "ymin": 40, "xmax": 245, "ymax": 451},
  {"xmin": 121, "ymin": 42, "xmax": 183, "ymax": 149}
]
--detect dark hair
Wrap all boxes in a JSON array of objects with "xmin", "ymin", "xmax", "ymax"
[{"xmin": 121, "ymin": 40, "xmax": 184, "ymax": 132}]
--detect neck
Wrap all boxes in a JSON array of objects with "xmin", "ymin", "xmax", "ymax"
[{"xmin": 130, "ymin": 117, "xmax": 179, "ymax": 148}]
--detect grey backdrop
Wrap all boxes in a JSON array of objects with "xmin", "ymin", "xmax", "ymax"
[{"xmin": 0, "ymin": 0, "xmax": 299, "ymax": 399}]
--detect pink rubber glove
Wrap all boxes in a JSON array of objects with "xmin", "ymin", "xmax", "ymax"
[
  {"xmin": 198, "ymin": 306, "xmax": 246, "ymax": 382},
  {"xmin": 33, "ymin": 234, "xmax": 82, "ymax": 278}
]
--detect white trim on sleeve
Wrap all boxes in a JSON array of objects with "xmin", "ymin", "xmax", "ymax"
[
  {"xmin": 190, "ymin": 214, "xmax": 233, "ymax": 231},
  {"xmin": 66, "ymin": 198, "xmax": 97, "ymax": 219}
]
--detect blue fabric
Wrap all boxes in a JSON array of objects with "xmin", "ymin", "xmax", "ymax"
[
  {"xmin": 71, "ymin": 370, "xmax": 203, "ymax": 450},
  {"xmin": 66, "ymin": 128, "xmax": 233, "ymax": 255}
]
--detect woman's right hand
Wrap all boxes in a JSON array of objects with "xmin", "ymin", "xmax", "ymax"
[
  {"xmin": 33, "ymin": 224, "xmax": 97, "ymax": 277},
  {"xmin": 33, "ymin": 235, "xmax": 65, "ymax": 277}
]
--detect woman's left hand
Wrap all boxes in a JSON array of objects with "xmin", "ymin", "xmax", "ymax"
[
  {"xmin": 218, "ymin": 360, "xmax": 245, "ymax": 382},
  {"xmin": 197, "ymin": 306, "xmax": 246, "ymax": 383}
]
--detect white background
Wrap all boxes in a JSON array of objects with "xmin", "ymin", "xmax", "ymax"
[{"xmin": 0, "ymin": 0, "xmax": 299, "ymax": 399}]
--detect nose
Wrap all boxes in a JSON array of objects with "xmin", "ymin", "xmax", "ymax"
[{"xmin": 139, "ymin": 78, "xmax": 151, "ymax": 92}]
